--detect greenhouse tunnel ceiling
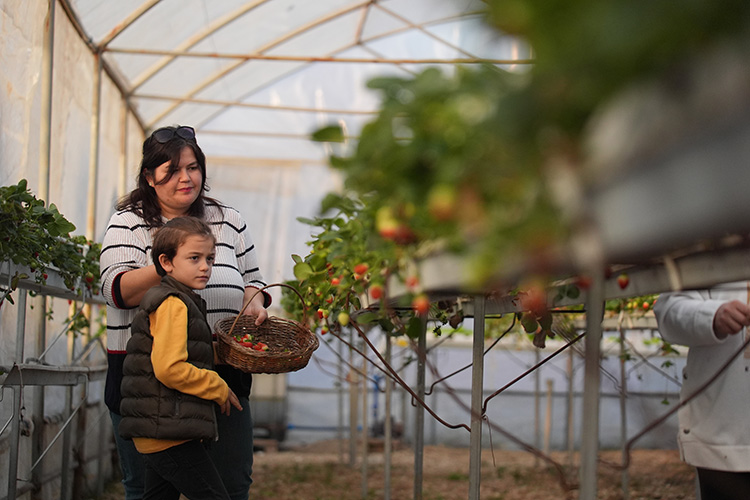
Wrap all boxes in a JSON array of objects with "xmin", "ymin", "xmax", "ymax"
[{"xmin": 66, "ymin": 0, "xmax": 529, "ymax": 165}]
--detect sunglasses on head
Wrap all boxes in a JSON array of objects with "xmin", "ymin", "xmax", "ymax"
[{"xmin": 152, "ymin": 126, "xmax": 196, "ymax": 144}]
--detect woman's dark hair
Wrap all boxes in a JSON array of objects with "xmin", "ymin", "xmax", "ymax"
[
  {"xmin": 116, "ymin": 125, "xmax": 221, "ymax": 227},
  {"xmin": 152, "ymin": 216, "xmax": 216, "ymax": 277}
]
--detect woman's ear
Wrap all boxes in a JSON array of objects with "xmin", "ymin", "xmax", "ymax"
[
  {"xmin": 158, "ymin": 253, "xmax": 173, "ymax": 274},
  {"xmin": 144, "ymin": 172, "xmax": 154, "ymax": 188}
]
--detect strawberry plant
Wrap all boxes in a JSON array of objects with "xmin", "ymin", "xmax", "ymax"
[
  {"xmin": 280, "ymin": 192, "xmax": 465, "ymax": 340},
  {"xmin": 286, "ymin": 0, "xmax": 749, "ymax": 349},
  {"xmin": 0, "ymin": 179, "xmax": 101, "ymax": 303}
]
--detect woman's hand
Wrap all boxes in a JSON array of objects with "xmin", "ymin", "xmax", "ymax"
[
  {"xmin": 243, "ymin": 286, "xmax": 268, "ymax": 326},
  {"xmin": 118, "ymin": 265, "xmax": 162, "ymax": 308},
  {"xmin": 713, "ymin": 300, "xmax": 750, "ymax": 339},
  {"xmin": 219, "ymin": 388, "xmax": 243, "ymax": 416}
]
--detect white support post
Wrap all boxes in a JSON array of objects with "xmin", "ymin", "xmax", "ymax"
[
  {"xmin": 468, "ymin": 294, "xmax": 485, "ymax": 499},
  {"xmin": 579, "ymin": 272, "xmax": 604, "ymax": 500}
]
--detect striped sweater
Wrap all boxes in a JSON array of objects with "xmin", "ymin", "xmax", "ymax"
[{"xmin": 100, "ymin": 202, "xmax": 268, "ymax": 412}]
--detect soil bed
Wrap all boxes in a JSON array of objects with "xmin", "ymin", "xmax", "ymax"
[{"xmin": 98, "ymin": 440, "xmax": 695, "ymax": 500}]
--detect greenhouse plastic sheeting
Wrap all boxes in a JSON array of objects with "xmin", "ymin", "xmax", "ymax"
[{"xmin": 66, "ymin": 0, "xmax": 529, "ymax": 163}]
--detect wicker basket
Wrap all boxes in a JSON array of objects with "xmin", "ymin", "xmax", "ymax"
[{"xmin": 214, "ymin": 284, "xmax": 318, "ymax": 374}]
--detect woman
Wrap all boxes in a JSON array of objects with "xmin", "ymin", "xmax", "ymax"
[{"xmin": 100, "ymin": 125, "xmax": 269, "ymax": 500}]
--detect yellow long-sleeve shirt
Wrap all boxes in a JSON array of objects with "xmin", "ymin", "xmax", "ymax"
[{"xmin": 133, "ymin": 296, "xmax": 229, "ymax": 454}]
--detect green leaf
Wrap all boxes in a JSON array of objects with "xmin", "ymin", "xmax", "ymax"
[
  {"xmin": 291, "ymin": 254, "xmax": 303, "ymax": 264},
  {"xmin": 311, "ymin": 125, "xmax": 345, "ymax": 143},
  {"xmin": 379, "ymin": 318, "xmax": 395, "ymax": 332},
  {"xmin": 296, "ymin": 216, "xmax": 318, "ymax": 226},
  {"xmin": 406, "ymin": 316, "xmax": 424, "ymax": 339},
  {"xmin": 539, "ymin": 311, "xmax": 553, "ymax": 331},
  {"xmin": 293, "ymin": 262, "xmax": 314, "ymax": 281},
  {"xmin": 355, "ymin": 311, "xmax": 378, "ymax": 324},
  {"xmin": 319, "ymin": 193, "xmax": 346, "ymax": 214},
  {"xmin": 520, "ymin": 312, "xmax": 538, "ymax": 333}
]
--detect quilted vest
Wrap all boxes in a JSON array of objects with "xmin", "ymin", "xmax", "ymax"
[{"xmin": 119, "ymin": 275, "xmax": 217, "ymax": 441}]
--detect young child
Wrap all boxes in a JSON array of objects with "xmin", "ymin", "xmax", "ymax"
[{"xmin": 118, "ymin": 216, "xmax": 242, "ymax": 500}]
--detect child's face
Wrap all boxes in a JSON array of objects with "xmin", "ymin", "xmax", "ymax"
[{"xmin": 158, "ymin": 234, "xmax": 215, "ymax": 289}]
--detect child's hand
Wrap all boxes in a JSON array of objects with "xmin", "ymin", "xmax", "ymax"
[
  {"xmin": 243, "ymin": 287, "xmax": 269, "ymax": 326},
  {"xmin": 219, "ymin": 388, "xmax": 243, "ymax": 415}
]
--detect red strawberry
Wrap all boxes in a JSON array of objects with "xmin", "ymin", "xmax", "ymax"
[
  {"xmin": 520, "ymin": 285, "xmax": 547, "ymax": 316},
  {"xmin": 617, "ymin": 273, "xmax": 629, "ymax": 290},
  {"xmin": 370, "ymin": 284, "xmax": 383, "ymax": 300},
  {"xmin": 354, "ymin": 263, "xmax": 369, "ymax": 275},
  {"xmin": 575, "ymin": 275, "xmax": 591, "ymax": 290},
  {"xmin": 412, "ymin": 294, "xmax": 430, "ymax": 316}
]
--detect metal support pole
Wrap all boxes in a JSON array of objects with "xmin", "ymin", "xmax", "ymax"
[
  {"xmin": 7, "ymin": 291, "xmax": 28, "ymax": 500},
  {"xmin": 413, "ymin": 317, "xmax": 427, "ymax": 500},
  {"xmin": 38, "ymin": 0, "xmax": 55, "ymax": 202},
  {"xmin": 61, "ymin": 326, "xmax": 76, "ymax": 500},
  {"xmin": 384, "ymin": 333, "xmax": 392, "ymax": 500},
  {"xmin": 118, "ymin": 98, "xmax": 130, "ymax": 199},
  {"xmin": 338, "ymin": 335, "xmax": 345, "ymax": 464},
  {"xmin": 579, "ymin": 272, "xmax": 604, "ymax": 500},
  {"xmin": 468, "ymin": 294, "xmax": 485, "ymax": 499},
  {"xmin": 34, "ymin": 1, "xmax": 55, "ymax": 492},
  {"xmin": 619, "ymin": 324, "xmax": 630, "ymax": 500},
  {"xmin": 31, "ymin": 300, "xmax": 48, "ymax": 496},
  {"xmin": 361, "ymin": 339, "xmax": 368, "ymax": 499},
  {"xmin": 96, "ymin": 393, "xmax": 108, "ymax": 496},
  {"xmin": 567, "ymin": 348, "xmax": 575, "ymax": 466},
  {"xmin": 534, "ymin": 348, "xmax": 541, "ymax": 467},
  {"xmin": 349, "ymin": 328, "xmax": 358, "ymax": 467},
  {"xmin": 544, "ymin": 379, "xmax": 554, "ymax": 455},
  {"xmin": 87, "ymin": 54, "xmax": 102, "ymax": 240}
]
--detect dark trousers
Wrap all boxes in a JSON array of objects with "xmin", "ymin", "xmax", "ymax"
[
  {"xmin": 111, "ymin": 395, "xmax": 253, "ymax": 500},
  {"xmin": 143, "ymin": 440, "xmax": 230, "ymax": 500},
  {"xmin": 697, "ymin": 467, "xmax": 750, "ymax": 500}
]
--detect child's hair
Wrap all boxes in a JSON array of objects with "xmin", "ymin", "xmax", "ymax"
[{"xmin": 152, "ymin": 216, "xmax": 216, "ymax": 276}]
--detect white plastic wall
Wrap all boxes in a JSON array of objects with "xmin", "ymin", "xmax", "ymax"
[{"xmin": 0, "ymin": 2, "xmax": 143, "ymax": 498}]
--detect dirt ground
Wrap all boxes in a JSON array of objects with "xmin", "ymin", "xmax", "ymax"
[{"xmin": 97, "ymin": 440, "xmax": 696, "ymax": 500}]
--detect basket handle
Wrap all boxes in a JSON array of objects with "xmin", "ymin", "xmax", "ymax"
[{"xmin": 227, "ymin": 283, "xmax": 307, "ymax": 337}]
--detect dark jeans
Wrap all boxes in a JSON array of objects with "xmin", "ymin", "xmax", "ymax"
[
  {"xmin": 143, "ymin": 440, "xmax": 229, "ymax": 500},
  {"xmin": 697, "ymin": 467, "xmax": 750, "ymax": 500},
  {"xmin": 208, "ymin": 394, "xmax": 254, "ymax": 500},
  {"xmin": 110, "ymin": 395, "xmax": 253, "ymax": 500},
  {"xmin": 110, "ymin": 411, "xmax": 145, "ymax": 500}
]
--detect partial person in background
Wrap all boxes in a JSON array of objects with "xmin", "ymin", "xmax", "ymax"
[
  {"xmin": 100, "ymin": 125, "xmax": 270, "ymax": 500},
  {"xmin": 120, "ymin": 216, "xmax": 242, "ymax": 500},
  {"xmin": 654, "ymin": 284, "xmax": 750, "ymax": 500}
]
